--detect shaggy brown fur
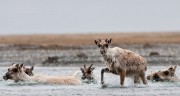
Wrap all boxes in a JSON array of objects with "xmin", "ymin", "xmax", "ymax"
[{"xmin": 95, "ymin": 39, "xmax": 147, "ymax": 86}]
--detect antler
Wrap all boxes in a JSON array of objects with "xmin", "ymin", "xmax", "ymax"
[
  {"xmin": 89, "ymin": 64, "xmax": 93, "ymax": 68},
  {"xmin": 84, "ymin": 64, "xmax": 86, "ymax": 68}
]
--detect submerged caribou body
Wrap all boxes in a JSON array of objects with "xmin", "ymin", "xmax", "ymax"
[
  {"xmin": 3, "ymin": 63, "xmax": 97, "ymax": 85},
  {"xmin": 147, "ymin": 66, "xmax": 180, "ymax": 82},
  {"xmin": 3, "ymin": 63, "xmax": 34, "ymax": 82},
  {"xmin": 3, "ymin": 63, "xmax": 81, "ymax": 85}
]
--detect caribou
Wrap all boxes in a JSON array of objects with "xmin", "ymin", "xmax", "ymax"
[{"xmin": 94, "ymin": 39, "xmax": 148, "ymax": 86}]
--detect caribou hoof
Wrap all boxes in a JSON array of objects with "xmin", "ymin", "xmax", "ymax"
[
  {"xmin": 101, "ymin": 81, "xmax": 104, "ymax": 85},
  {"xmin": 100, "ymin": 81, "xmax": 107, "ymax": 88}
]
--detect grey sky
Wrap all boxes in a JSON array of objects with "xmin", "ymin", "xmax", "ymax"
[{"xmin": 0, "ymin": 0, "xmax": 180, "ymax": 35}]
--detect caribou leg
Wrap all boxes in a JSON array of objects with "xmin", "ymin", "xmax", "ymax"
[
  {"xmin": 120, "ymin": 70, "xmax": 126, "ymax": 86},
  {"xmin": 101, "ymin": 68, "xmax": 110, "ymax": 85}
]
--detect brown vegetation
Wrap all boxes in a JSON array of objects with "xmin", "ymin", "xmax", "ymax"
[{"xmin": 0, "ymin": 32, "xmax": 180, "ymax": 46}]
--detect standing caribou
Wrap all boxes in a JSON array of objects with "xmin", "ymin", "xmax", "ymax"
[{"xmin": 94, "ymin": 39, "xmax": 148, "ymax": 86}]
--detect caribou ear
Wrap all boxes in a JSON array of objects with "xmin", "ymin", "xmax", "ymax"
[
  {"xmin": 108, "ymin": 38, "xmax": 112, "ymax": 44},
  {"xmin": 105, "ymin": 38, "xmax": 112, "ymax": 44},
  {"xmin": 105, "ymin": 39, "xmax": 108, "ymax": 42},
  {"xmin": 94, "ymin": 40, "xmax": 98, "ymax": 45},
  {"xmin": 15, "ymin": 64, "xmax": 19, "ymax": 67},
  {"xmin": 30, "ymin": 66, "xmax": 34, "ymax": 71},
  {"xmin": 20, "ymin": 64, "xmax": 24, "ymax": 68}
]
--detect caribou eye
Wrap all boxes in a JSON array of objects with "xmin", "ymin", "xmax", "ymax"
[
  {"xmin": 147, "ymin": 76, "xmax": 150, "ymax": 80},
  {"xmin": 25, "ymin": 71, "xmax": 28, "ymax": 74},
  {"xmin": 87, "ymin": 71, "xmax": 91, "ymax": 74},
  {"xmin": 153, "ymin": 74, "xmax": 160, "ymax": 81},
  {"xmin": 13, "ymin": 68, "xmax": 18, "ymax": 72},
  {"xmin": 98, "ymin": 44, "xmax": 101, "ymax": 48}
]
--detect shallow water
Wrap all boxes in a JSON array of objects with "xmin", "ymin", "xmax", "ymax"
[{"xmin": 1, "ymin": 66, "xmax": 180, "ymax": 96}]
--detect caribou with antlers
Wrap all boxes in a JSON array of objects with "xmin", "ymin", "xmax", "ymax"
[{"xmin": 80, "ymin": 64, "xmax": 97, "ymax": 83}]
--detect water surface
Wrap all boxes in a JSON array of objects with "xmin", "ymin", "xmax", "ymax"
[{"xmin": 0, "ymin": 66, "xmax": 180, "ymax": 96}]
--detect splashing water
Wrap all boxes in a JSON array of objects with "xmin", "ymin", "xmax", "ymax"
[{"xmin": 0, "ymin": 66, "xmax": 180, "ymax": 96}]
